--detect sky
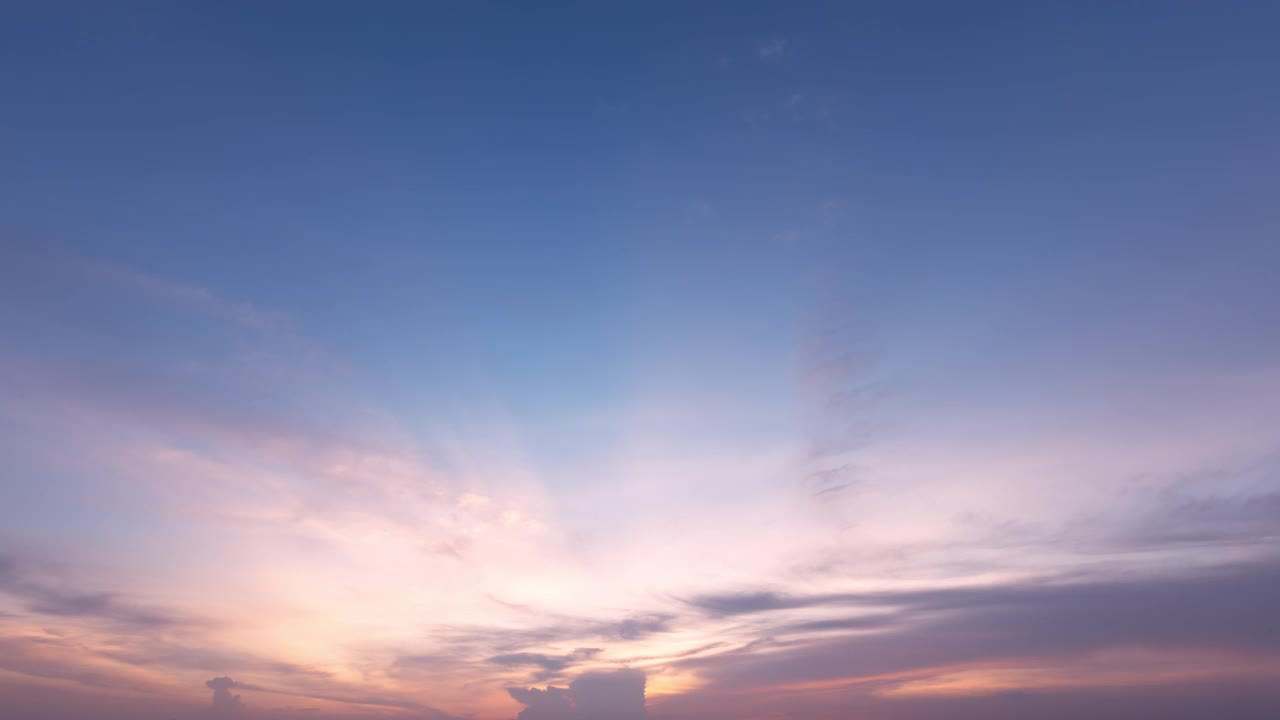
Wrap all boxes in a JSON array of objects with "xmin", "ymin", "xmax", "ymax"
[{"xmin": 1, "ymin": 2, "xmax": 1279, "ymax": 719}]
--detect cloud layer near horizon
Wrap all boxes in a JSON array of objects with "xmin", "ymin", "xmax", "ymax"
[{"xmin": 2, "ymin": 242, "xmax": 1278, "ymax": 719}]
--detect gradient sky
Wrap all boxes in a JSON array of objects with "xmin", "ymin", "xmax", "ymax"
[{"xmin": 2, "ymin": 3, "xmax": 1280, "ymax": 719}]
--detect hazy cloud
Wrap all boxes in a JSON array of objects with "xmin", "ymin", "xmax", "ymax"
[
  {"xmin": 427, "ymin": 613, "xmax": 673, "ymax": 659},
  {"xmin": 488, "ymin": 648, "xmax": 602, "ymax": 681},
  {"xmin": 758, "ymin": 38, "xmax": 786, "ymax": 60},
  {"xmin": 0, "ymin": 554, "xmax": 197, "ymax": 630},
  {"xmin": 1115, "ymin": 490, "xmax": 1280, "ymax": 550},
  {"xmin": 687, "ymin": 589, "xmax": 859, "ymax": 617}
]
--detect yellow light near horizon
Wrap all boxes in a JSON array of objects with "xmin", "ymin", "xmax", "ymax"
[{"xmin": 644, "ymin": 668, "xmax": 707, "ymax": 698}]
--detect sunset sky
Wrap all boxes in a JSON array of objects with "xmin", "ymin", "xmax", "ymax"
[{"xmin": 2, "ymin": 3, "xmax": 1279, "ymax": 720}]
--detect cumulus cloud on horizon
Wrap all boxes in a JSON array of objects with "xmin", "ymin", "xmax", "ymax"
[
  {"xmin": 509, "ymin": 669, "xmax": 645, "ymax": 720},
  {"xmin": 206, "ymin": 677, "xmax": 245, "ymax": 717}
]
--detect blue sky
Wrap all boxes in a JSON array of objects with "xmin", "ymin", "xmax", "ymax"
[{"xmin": 2, "ymin": 3, "xmax": 1280, "ymax": 720}]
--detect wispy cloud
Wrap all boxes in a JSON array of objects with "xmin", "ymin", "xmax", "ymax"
[
  {"xmin": 0, "ymin": 554, "xmax": 206, "ymax": 631},
  {"xmin": 758, "ymin": 38, "xmax": 787, "ymax": 60}
]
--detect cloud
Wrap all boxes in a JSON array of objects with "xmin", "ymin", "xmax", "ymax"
[
  {"xmin": 418, "ymin": 613, "xmax": 673, "ymax": 663},
  {"xmin": 1110, "ymin": 489, "xmax": 1280, "ymax": 551},
  {"xmin": 0, "ymin": 554, "xmax": 199, "ymax": 630},
  {"xmin": 206, "ymin": 676, "xmax": 246, "ymax": 717},
  {"xmin": 98, "ymin": 639, "xmax": 335, "ymax": 681},
  {"xmin": 23, "ymin": 590, "xmax": 184, "ymax": 629},
  {"xmin": 488, "ymin": 649, "xmax": 601, "ymax": 681},
  {"xmin": 677, "ymin": 558, "xmax": 1280, "ymax": 698},
  {"xmin": 818, "ymin": 197, "xmax": 847, "ymax": 213},
  {"xmin": 198, "ymin": 673, "xmax": 459, "ymax": 717},
  {"xmin": 653, "ymin": 677, "xmax": 1280, "ymax": 720},
  {"xmin": 689, "ymin": 590, "xmax": 802, "ymax": 616},
  {"xmin": 782, "ymin": 614, "xmax": 901, "ymax": 634},
  {"xmin": 654, "ymin": 560, "xmax": 1280, "ymax": 719},
  {"xmin": 571, "ymin": 670, "xmax": 646, "ymax": 720},
  {"xmin": 490, "ymin": 652, "xmax": 572, "ymax": 671},
  {"xmin": 5, "ymin": 250, "xmax": 1276, "ymax": 720},
  {"xmin": 758, "ymin": 38, "xmax": 786, "ymax": 60},
  {"xmin": 509, "ymin": 669, "xmax": 645, "ymax": 720},
  {"xmin": 77, "ymin": 254, "xmax": 287, "ymax": 332},
  {"xmin": 603, "ymin": 614, "xmax": 673, "ymax": 641},
  {"xmin": 0, "ymin": 633, "xmax": 168, "ymax": 694},
  {"xmin": 509, "ymin": 685, "xmax": 573, "ymax": 720}
]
